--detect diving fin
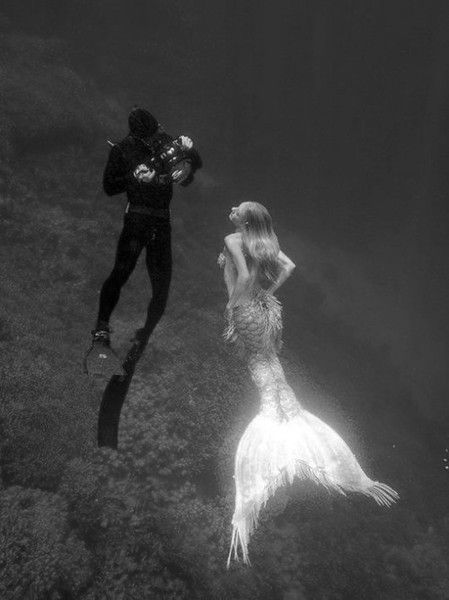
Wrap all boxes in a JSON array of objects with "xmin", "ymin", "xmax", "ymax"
[{"xmin": 84, "ymin": 339, "xmax": 126, "ymax": 378}]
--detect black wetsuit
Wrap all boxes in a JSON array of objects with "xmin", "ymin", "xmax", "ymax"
[{"xmin": 96, "ymin": 109, "xmax": 201, "ymax": 337}]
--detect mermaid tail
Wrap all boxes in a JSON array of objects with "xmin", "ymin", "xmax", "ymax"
[
  {"xmin": 225, "ymin": 291, "xmax": 399, "ymax": 567},
  {"xmin": 227, "ymin": 410, "xmax": 399, "ymax": 566}
]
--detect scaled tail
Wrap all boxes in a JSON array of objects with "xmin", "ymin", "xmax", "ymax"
[{"xmin": 227, "ymin": 412, "xmax": 399, "ymax": 567}]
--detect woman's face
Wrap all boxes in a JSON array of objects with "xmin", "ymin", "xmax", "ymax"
[{"xmin": 229, "ymin": 203, "xmax": 246, "ymax": 227}]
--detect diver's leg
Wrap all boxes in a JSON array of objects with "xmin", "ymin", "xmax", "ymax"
[
  {"xmin": 142, "ymin": 218, "xmax": 172, "ymax": 338},
  {"xmin": 96, "ymin": 218, "xmax": 144, "ymax": 330}
]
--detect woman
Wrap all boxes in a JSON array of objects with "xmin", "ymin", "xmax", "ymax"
[{"xmin": 219, "ymin": 201, "xmax": 398, "ymax": 567}]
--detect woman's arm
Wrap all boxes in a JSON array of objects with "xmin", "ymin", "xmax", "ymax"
[
  {"xmin": 268, "ymin": 250, "xmax": 296, "ymax": 294},
  {"xmin": 224, "ymin": 234, "xmax": 250, "ymax": 310}
]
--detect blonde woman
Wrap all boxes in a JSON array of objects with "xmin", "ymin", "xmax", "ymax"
[{"xmin": 219, "ymin": 201, "xmax": 398, "ymax": 566}]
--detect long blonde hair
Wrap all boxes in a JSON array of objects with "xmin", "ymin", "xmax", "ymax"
[{"xmin": 239, "ymin": 202, "xmax": 281, "ymax": 286}]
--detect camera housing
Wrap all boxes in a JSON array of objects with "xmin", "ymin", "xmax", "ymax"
[{"xmin": 148, "ymin": 138, "xmax": 192, "ymax": 183}]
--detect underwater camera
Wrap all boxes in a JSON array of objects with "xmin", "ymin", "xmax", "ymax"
[{"xmin": 148, "ymin": 137, "xmax": 192, "ymax": 183}]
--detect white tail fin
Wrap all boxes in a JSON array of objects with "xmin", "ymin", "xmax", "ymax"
[{"xmin": 227, "ymin": 412, "xmax": 399, "ymax": 566}]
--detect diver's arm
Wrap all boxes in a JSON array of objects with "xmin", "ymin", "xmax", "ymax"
[
  {"xmin": 268, "ymin": 250, "xmax": 296, "ymax": 294},
  {"xmin": 103, "ymin": 145, "xmax": 133, "ymax": 196},
  {"xmin": 224, "ymin": 235, "xmax": 250, "ymax": 310}
]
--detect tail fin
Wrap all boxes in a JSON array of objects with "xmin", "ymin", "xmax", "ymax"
[{"xmin": 227, "ymin": 412, "xmax": 399, "ymax": 566}]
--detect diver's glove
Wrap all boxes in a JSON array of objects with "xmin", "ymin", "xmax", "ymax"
[
  {"xmin": 179, "ymin": 135, "xmax": 193, "ymax": 150},
  {"xmin": 133, "ymin": 164, "xmax": 156, "ymax": 183}
]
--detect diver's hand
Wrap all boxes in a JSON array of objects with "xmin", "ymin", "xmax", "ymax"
[
  {"xmin": 172, "ymin": 161, "xmax": 192, "ymax": 184},
  {"xmin": 179, "ymin": 135, "xmax": 193, "ymax": 150},
  {"xmin": 171, "ymin": 169, "xmax": 184, "ymax": 182},
  {"xmin": 134, "ymin": 164, "xmax": 156, "ymax": 183},
  {"xmin": 139, "ymin": 169, "xmax": 156, "ymax": 183},
  {"xmin": 217, "ymin": 252, "xmax": 226, "ymax": 268}
]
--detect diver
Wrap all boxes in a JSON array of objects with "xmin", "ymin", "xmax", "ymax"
[{"xmin": 91, "ymin": 106, "xmax": 202, "ymax": 355}]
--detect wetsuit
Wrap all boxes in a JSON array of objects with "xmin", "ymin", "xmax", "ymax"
[{"xmin": 95, "ymin": 108, "xmax": 201, "ymax": 337}]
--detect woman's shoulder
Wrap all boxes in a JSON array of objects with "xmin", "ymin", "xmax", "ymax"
[{"xmin": 224, "ymin": 232, "xmax": 243, "ymax": 247}]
